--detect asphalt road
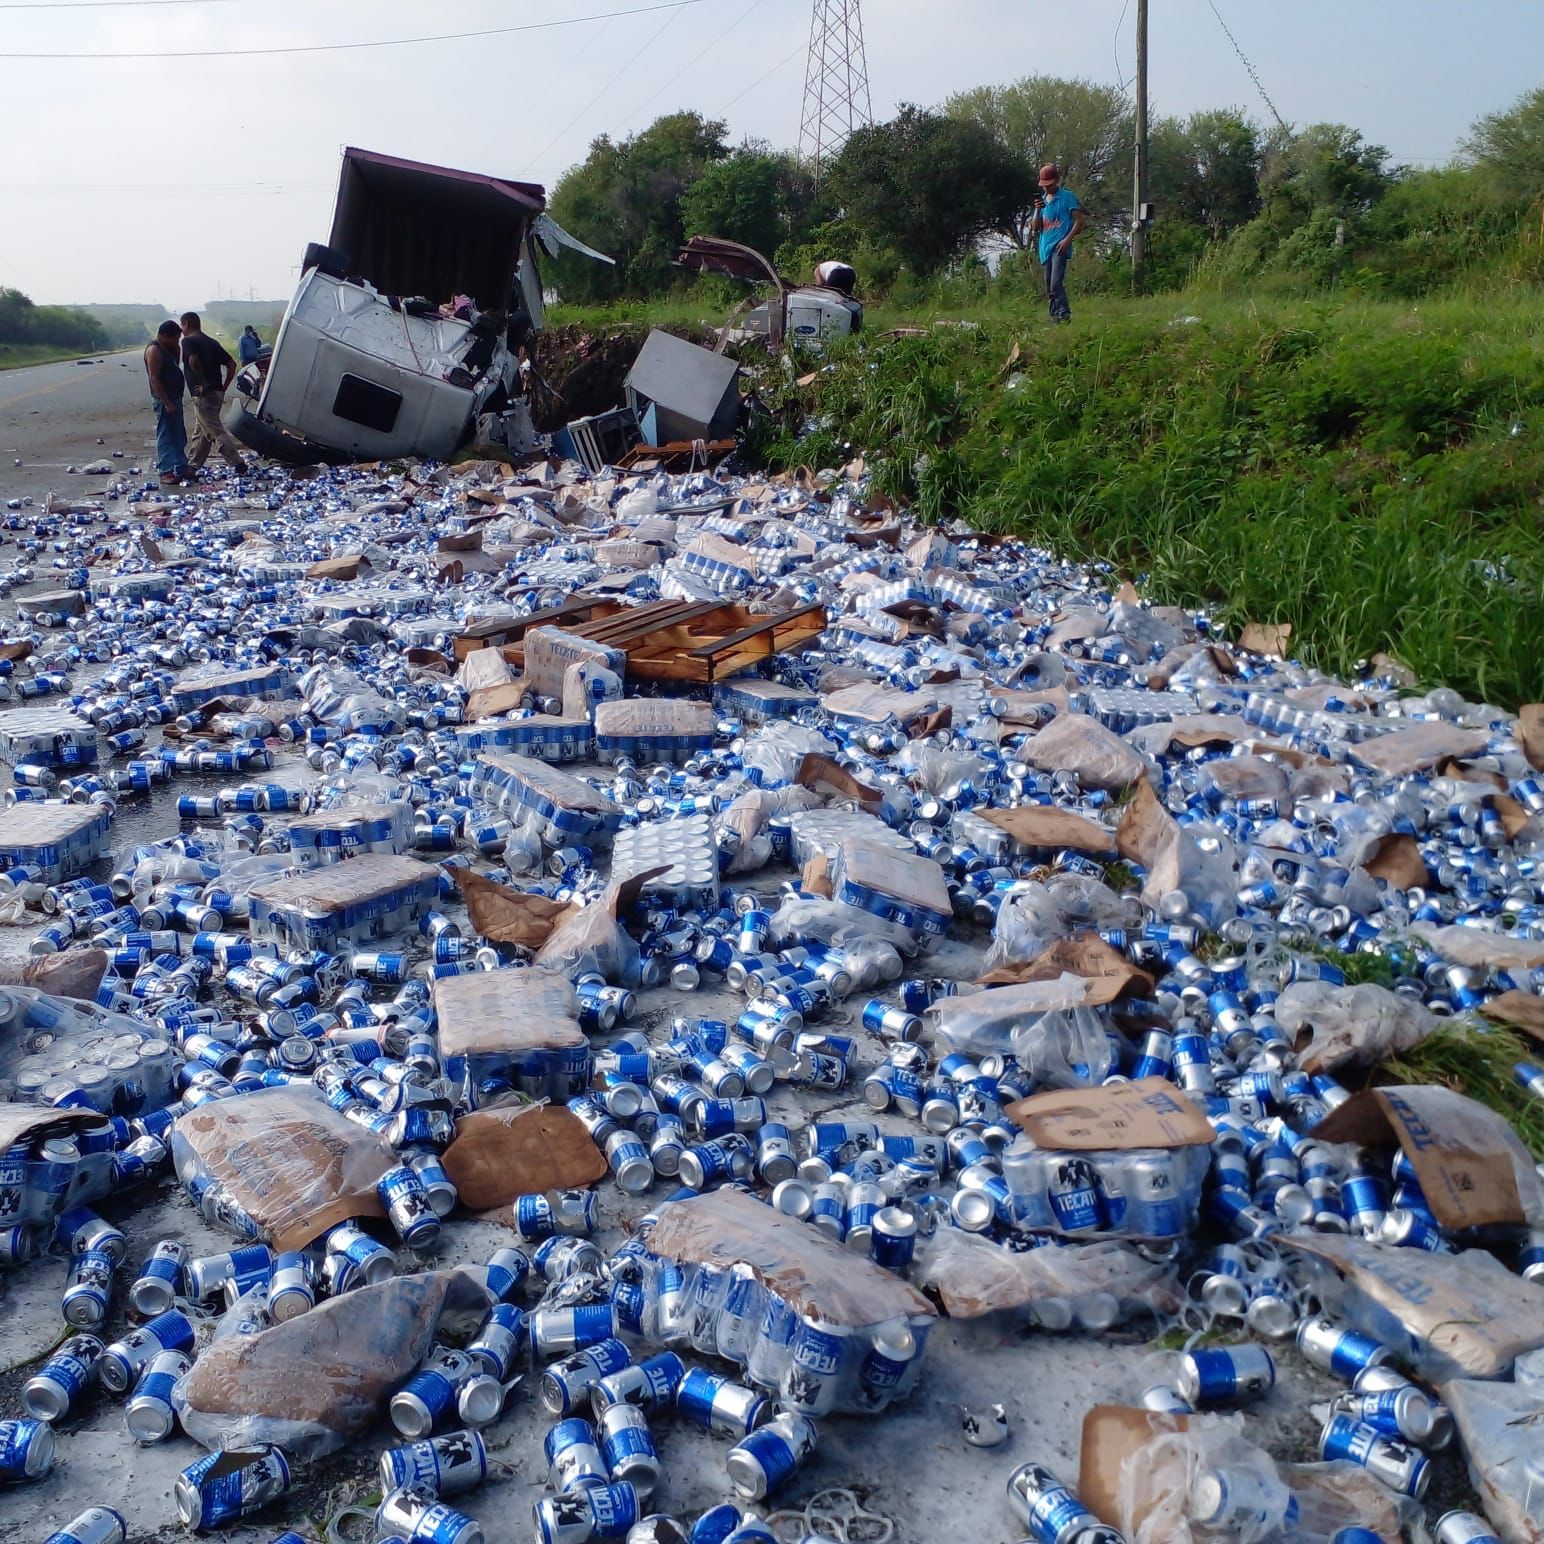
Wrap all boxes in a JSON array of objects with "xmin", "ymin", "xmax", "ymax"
[{"xmin": 0, "ymin": 350, "xmax": 156, "ymax": 505}]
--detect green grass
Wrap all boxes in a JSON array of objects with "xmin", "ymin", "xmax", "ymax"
[
  {"xmin": 739, "ymin": 286, "xmax": 1544, "ymax": 707},
  {"xmin": 0, "ymin": 342, "xmax": 110, "ymax": 369},
  {"xmin": 1383, "ymin": 1018, "xmax": 1544, "ymax": 1160}
]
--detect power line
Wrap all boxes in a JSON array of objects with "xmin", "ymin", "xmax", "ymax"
[
  {"xmin": 614, "ymin": 0, "xmax": 769, "ymax": 135},
  {"xmin": 1204, "ymin": 0, "xmax": 1288, "ymax": 133},
  {"xmin": 715, "ymin": 38, "xmax": 803, "ymax": 115},
  {"xmin": 1, "ymin": 0, "xmax": 710, "ymax": 59}
]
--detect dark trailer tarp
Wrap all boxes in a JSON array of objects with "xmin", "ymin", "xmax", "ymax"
[{"xmin": 327, "ymin": 147, "xmax": 546, "ymax": 307}]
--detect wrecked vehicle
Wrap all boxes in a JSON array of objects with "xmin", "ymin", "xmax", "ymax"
[
  {"xmin": 675, "ymin": 237, "xmax": 862, "ymax": 352},
  {"xmin": 230, "ymin": 147, "xmax": 610, "ymax": 466}
]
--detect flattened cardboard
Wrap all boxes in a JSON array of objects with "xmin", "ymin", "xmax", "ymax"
[
  {"xmin": 456, "ymin": 867, "xmax": 571, "ymax": 948},
  {"xmin": 979, "ymin": 805, "xmax": 1117, "ymax": 855},
  {"xmin": 466, "ymin": 681, "xmax": 529, "ymax": 722},
  {"xmin": 1079, "ymin": 1405, "xmax": 1191, "ymax": 1531},
  {"xmin": 1017, "ymin": 711, "xmax": 1147, "ymax": 793},
  {"xmin": 433, "ymin": 969, "xmax": 584, "ymax": 1060},
  {"xmin": 0, "ymin": 1102, "xmax": 105, "ymax": 1154},
  {"xmin": 1239, "ymin": 620, "xmax": 1292, "ymax": 656},
  {"xmin": 646, "ymin": 1188, "xmax": 934, "ymax": 1328},
  {"xmin": 1285, "ymin": 1235, "xmax": 1544, "ymax": 1379},
  {"xmin": 1518, "ymin": 703, "xmax": 1544, "ymax": 772},
  {"xmin": 1005, "ymin": 1077, "xmax": 1214, "ymax": 1151},
  {"xmin": 979, "ymin": 935, "xmax": 1153, "ymax": 1001},
  {"xmin": 1362, "ymin": 832, "xmax": 1431, "ymax": 889},
  {"xmin": 1479, "ymin": 990, "xmax": 1544, "ymax": 1045},
  {"xmin": 444, "ymin": 1103, "xmax": 607, "ymax": 1211},
  {"xmin": 1312, "ymin": 1085, "xmax": 1526, "ymax": 1228},
  {"xmin": 1349, "ymin": 723, "xmax": 1490, "ymax": 776},
  {"xmin": 795, "ymin": 752, "xmax": 883, "ymax": 813},
  {"xmin": 304, "ymin": 554, "xmax": 365, "ymax": 581}
]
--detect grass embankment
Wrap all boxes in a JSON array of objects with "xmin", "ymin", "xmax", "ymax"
[
  {"xmin": 759, "ymin": 289, "xmax": 1544, "ymax": 708},
  {"xmin": 0, "ymin": 342, "xmax": 107, "ymax": 370}
]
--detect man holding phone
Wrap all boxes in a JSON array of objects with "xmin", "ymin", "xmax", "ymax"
[{"xmin": 1032, "ymin": 163, "xmax": 1086, "ymax": 324}]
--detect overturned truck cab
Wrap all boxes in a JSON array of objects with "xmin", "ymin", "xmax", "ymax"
[{"xmin": 230, "ymin": 147, "xmax": 609, "ymax": 466}]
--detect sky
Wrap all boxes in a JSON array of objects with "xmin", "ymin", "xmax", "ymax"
[{"xmin": 0, "ymin": 0, "xmax": 1538, "ymax": 306}]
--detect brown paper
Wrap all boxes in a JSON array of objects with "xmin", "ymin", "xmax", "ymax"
[
  {"xmin": 1349, "ymin": 723, "xmax": 1490, "ymax": 776},
  {"xmin": 456, "ymin": 868, "xmax": 571, "ymax": 948},
  {"xmin": 1079, "ymin": 1405, "xmax": 1191, "ymax": 1532},
  {"xmin": 466, "ymin": 681, "xmax": 530, "ymax": 722},
  {"xmin": 0, "ymin": 1103, "xmax": 105, "ymax": 1154},
  {"xmin": 304, "ymin": 554, "xmax": 365, "ymax": 581},
  {"xmin": 1518, "ymin": 704, "xmax": 1544, "ymax": 772},
  {"xmin": 173, "ymin": 1086, "xmax": 395, "ymax": 1252},
  {"xmin": 1479, "ymin": 990, "xmax": 1544, "ymax": 1045},
  {"xmin": 443, "ymin": 1104, "xmax": 607, "ymax": 1212},
  {"xmin": 1239, "ymin": 620, "xmax": 1292, "ymax": 656},
  {"xmin": 1362, "ymin": 832, "xmax": 1431, "ymax": 888},
  {"xmin": 1017, "ymin": 711, "xmax": 1147, "ymax": 793},
  {"xmin": 0, "ymin": 948, "xmax": 109, "ymax": 1001},
  {"xmin": 801, "ymin": 854, "xmax": 834, "ymax": 899},
  {"xmin": 1312, "ymin": 1085, "xmax": 1528, "ymax": 1228},
  {"xmin": 646, "ymin": 1189, "xmax": 934, "ymax": 1328},
  {"xmin": 1286, "ymin": 1235, "xmax": 1544, "ymax": 1379},
  {"xmin": 979, "ymin": 805, "xmax": 1117, "ymax": 855},
  {"xmin": 1004, "ymin": 1077, "xmax": 1214, "ymax": 1151},
  {"xmin": 795, "ymin": 753, "xmax": 883, "ymax": 813},
  {"xmin": 979, "ymin": 935, "xmax": 1153, "ymax": 1000}
]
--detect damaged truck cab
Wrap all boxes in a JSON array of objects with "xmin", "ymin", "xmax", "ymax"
[{"xmin": 230, "ymin": 147, "xmax": 610, "ymax": 466}]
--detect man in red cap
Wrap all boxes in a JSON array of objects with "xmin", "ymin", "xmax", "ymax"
[{"xmin": 1032, "ymin": 163, "xmax": 1086, "ymax": 323}]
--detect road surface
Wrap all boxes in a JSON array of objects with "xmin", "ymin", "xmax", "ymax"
[{"xmin": 0, "ymin": 350, "xmax": 155, "ymax": 506}]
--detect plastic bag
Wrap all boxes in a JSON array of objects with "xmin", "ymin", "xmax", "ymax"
[
  {"xmin": 892, "ymin": 741, "xmax": 991, "ymax": 796},
  {"xmin": 1274, "ymin": 980, "xmax": 1440, "ymax": 1073},
  {"xmin": 927, "ymin": 977, "xmax": 1113, "ymax": 1082},
  {"xmin": 769, "ymin": 893, "xmax": 917, "ymax": 955},
  {"xmin": 741, "ymin": 721, "xmax": 840, "ymax": 786},
  {"xmin": 175, "ymin": 1268, "xmax": 495, "ymax": 1461},
  {"xmin": 982, "ymin": 875, "xmax": 1137, "ymax": 976},
  {"xmin": 1016, "ymin": 710, "xmax": 1149, "ymax": 792},
  {"xmin": 1442, "ymin": 1377, "xmax": 1544, "ymax": 1543}
]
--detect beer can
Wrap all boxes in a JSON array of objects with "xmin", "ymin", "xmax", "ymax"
[
  {"xmin": 267, "ymin": 1251, "xmax": 316, "ymax": 1321},
  {"xmin": 375, "ymin": 1485, "xmax": 485, "ymax": 1544},
  {"xmin": 100, "ymin": 1310, "xmax": 196, "ymax": 1394},
  {"xmin": 41, "ymin": 1506, "xmax": 127, "ymax": 1544},
  {"xmin": 676, "ymin": 1367, "xmax": 769, "ymax": 1436},
  {"xmin": 24, "ymin": 1333, "xmax": 105, "ymax": 1421},
  {"xmin": 467, "ymin": 1303, "xmax": 527, "ymax": 1381},
  {"xmin": 725, "ymin": 1411, "xmax": 818, "ymax": 1501},
  {"xmin": 532, "ymin": 1480, "xmax": 639, "ymax": 1544},
  {"xmin": 62, "ymin": 1247, "xmax": 116, "ymax": 1329},
  {"xmin": 128, "ymin": 1239, "xmax": 187, "ymax": 1317},
  {"xmin": 1318, "ymin": 1412, "xmax": 1430, "ymax": 1499},
  {"xmin": 124, "ymin": 1349, "xmax": 192, "ymax": 1443},
  {"xmin": 545, "ymin": 1416, "xmax": 608, "ymax": 1493},
  {"xmin": 380, "ymin": 1431, "xmax": 489, "ymax": 1498},
  {"xmin": 1175, "ymin": 1344, "xmax": 1275, "ymax": 1406},
  {"xmin": 592, "ymin": 1351, "xmax": 685, "ymax": 1417},
  {"xmin": 599, "ymin": 1403, "xmax": 661, "ymax": 1497},
  {"xmin": 541, "ymin": 1337, "xmax": 633, "ymax": 1417},
  {"xmin": 174, "ymin": 1446, "xmax": 292, "ymax": 1528}
]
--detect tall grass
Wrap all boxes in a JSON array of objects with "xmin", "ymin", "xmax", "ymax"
[{"xmin": 760, "ymin": 288, "xmax": 1544, "ymax": 706}]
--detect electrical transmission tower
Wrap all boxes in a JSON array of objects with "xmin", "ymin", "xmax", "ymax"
[{"xmin": 798, "ymin": 0, "xmax": 872, "ymax": 182}]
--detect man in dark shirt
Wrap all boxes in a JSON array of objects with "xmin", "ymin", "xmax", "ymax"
[
  {"xmin": 143, "ymin": 319, "xmax": 190, "ymax": 485},
  {"xmin": 179, "ymin": 312, "xmax": 247, "ymax": 471}
]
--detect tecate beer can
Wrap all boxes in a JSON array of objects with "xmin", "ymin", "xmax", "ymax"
[
  {"xmin": 124, "ymin": 1349, "xmax": 192, "ymax": 1443},
  {"xmin": 1297, "ymin": 1315, "xmax": 1390, "ymax": 1379},
  {"xmin": 1434, "ymin": 1513, "xmax": 1504, "ymax": 1544},
  {"xmin": 100, "ymin": 1309, "xmax": 196, "ymax": 1393},
  {"xmin": 869, "ymin": 1206, "xmax": 918, "ymax": 1271},
  {"xmin": 56, "ymin": 1207, "xmax": 128, "ymax": 1263},
  {"xmin": 378, "ymin": 1163, "xmax": 442, "ymax": 1250},
  {"xmin": 1176, "ymin": 1345, "xmax": 1276, "ymax": 1406},
  {"xmin": 545, "ymin": 1416, "xmax": 608, "ymax": 1493},
  {"xmin": 24, "ymin": 1333, "xmax": 104, "ymax": 1421},
  {"xmin": 62, "ymin": 1248, "xmax": 117, "ymax": 1329},
  {"xmin": 267, "ymin": 1251, "xmax": 316, "ymax": 1322},
  {"xmin": 129, "ymin": 1239, "xmax": 187, "ymax": 1316},
  {"xmin": 724, "ymin": 1412, "xmax": 818, "ymax": 1501},
  {"xmin": 174, "ymin": 1446, "xmax": 293, "ymax": 1528},
  {"xmin": 676, "ymin": 1367, "xmax": 769, "ymax": 1436},
  {"xmin": 375, "ymin": 1485, "xmax": 485, "ymax": 1544},
  {"xmin": 531, "ymin": 1303, "xmax": 617, "ymax": 1359},
  {"xmin": 542, "ymin": 1337, "xmax": 633, "ymax": 1416},
  {"xmin": 1005, "ymin": 1460, "xmax": 1099, "ymax": 1543},
  {"xmin": 42, "ymin": 1506, "xmax": 127, "ymax": 1544},
  {"xmin": 1318, "ymin": 1412, "xmax": 1430, "ymax": 1499},
  {"xmin": 186, "ymin": 1244, "xmax": 275, "ymax": 1301},
  {"xmin": 599, "ymin": 1403, "xmax": 662, "ymax": 1497},
  {"xmin": 390, "ymin": 1349, "xmax": 476, "ymax": 1438},
  {"xmin": 380, "ymin": 1431, "xmax": 489, "ymax": 1498},
  {"xmin": 533, "ymin": 1480, "xmax": 640, "ymax": 1544},
  {"xmin": 485, "ymin": 1244, "xmax": 531, "ymax": 1300},
  {"xmin": 467, "ymin": 1303, "xmax": 527, "ymax": 1381},
  {"xmin": 592, "ymin": 1351, "xmax": 685, "ymax": 1416}
]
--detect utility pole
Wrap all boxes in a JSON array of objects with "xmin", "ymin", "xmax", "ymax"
[{"xmin": 1130, "ymin": 0, "xmax": 1149, "ymax": 292}]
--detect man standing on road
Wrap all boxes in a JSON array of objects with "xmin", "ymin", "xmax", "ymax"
[
  {"xmin": 179, "ymin": 312, "xmax": 246, "ymax": 472},
  {"xmin": 238, "ymin": 324, "xmax": 262, "ymax": 365},
  {"xmin": 143, "ymin": 319, "xmax": 191, "ymax": 485},
  {"xmin": 1032, "ymin": 163, "xmax": 1086, "ymax": 324}
]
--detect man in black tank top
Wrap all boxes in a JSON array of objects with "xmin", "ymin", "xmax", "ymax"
[{"xmin": 143, "ymin": 319, "xmax": 190, "ymax": 484}]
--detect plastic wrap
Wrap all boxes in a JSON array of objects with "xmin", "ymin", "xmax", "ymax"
[
  {"xmin": 981, "ymin": 875, "xmax": 1136, "ymax": 975},
  {"xmin": 915, "ymin": 1229, "xmax": 1184, "ymax": 1326},
  {"xmin": 927, "ymin": 978, "xmax": 1115, "ymax": 1081},
  {"xmin": 0, "ymin": 983, "xmax": 179, "ymax": 1115},
  {"xmin": 641, "ymin": 1189, "xmax": 935, "ymax": 1416},
  {"xmin": 827, "ymin": 836, "xmax": 951, "ymax": 940},
  {"xmin": 891, "ymin": 742, "xmax": 991, "ymax": 795},
  {"xmin": 741, "ymin": 721, "xmax": 841, "ymax": 786},
  {"xmin": 1000, "ymin": 1139, "xmax": 1210, "ymax": 1239},
  {"xmin": 171, "ymin": 1085, "xmax": 397, "ymax": 1253},
  {"xmin": 433, "ymin": 968, "xmax": 591, "ymax": 1098},
  {"xmin": 769, "ymin": 894, "xmax": 917, "ymax": 954},
  {"xmin": 174, "ymin": 1268, "xmax": 494, "ymax": 1461},
  {"xmin": 1274, "ymin": 979, "xmax": 1440, "ymax": 1073},
  {"xmin": 593, "ymin": 698, "xmax": 715, "ymax": 764},
  {"xmin": 1015, "ymin": 711, "xmax": 1149, "ymax": 792},
  {"xmin": 1441, "ymin": 1377, "xmax": 1544, "ymax": 1544}
]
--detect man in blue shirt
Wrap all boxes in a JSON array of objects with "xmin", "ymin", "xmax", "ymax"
[
  {"xmin": 238, "ymin": 325, "xmax": 262, "ymax": 365},
  {"xmin": 1032, "ymin": 163, "xmax": 1086, "ymax": 324}
]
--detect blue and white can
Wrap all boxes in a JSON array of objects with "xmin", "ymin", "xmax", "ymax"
[
  {"xmin": 100, "ymin": 1310, "xmax": 196, "ymax": 1393},
  {"xmin": 545, "ymin": 1416, "xmax": 608, "ymax": 1493},
  {"xmin": 380, "ymin": 1431, "xmax": 489, "ymax": 1497},
  {"xmin": 174, "ymin": 1446, "xmax": 292, "ymax": 1528},
  {"xmin": 124, "ymin": 1348, "xmax": 192, "ymax": 1443},
  {"xmin": 467, "ymin": 1303, "xmax": 527, "ymax": 1381},
  {"xmin": 533, "ymin": 1480, "xmax": 639, "ymax": 1544},
  {"xmin": 23, "ymin": 1334, "xmax": 104, "ymax": 1421},
  {"xmin": 724, "ymin": 1412, "xmax": 818, "ymax": 1501},
  {"xmin": 62, "ymin": 1248, "xmax": 116, "ymax": 1329},
  {"xmin": 41, "ymin": 1506, "xmax": 127, "ymax": 1544}
]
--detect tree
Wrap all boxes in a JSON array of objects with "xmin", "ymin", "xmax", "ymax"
[
  {"xmin": 828, "ymin": 105, "xmax": 1033, "ymax": 275},
  {"xmin": 0, "ymin": 288, "xmax": 108, "ymax": 351},
  {"xmin": 1260, "ymin": 123, "xmax": 1393, "ymax": 220},
  {"xmin": 1462, "ymin": 86, "xmax": 1544, "ymax": 204},
  {"xmin": 945, "ymin": 76, "xmax": 1134, "ymax": 246},
  {"xmin": 1149, "ymin": 108, "xmax": 1262, "ymax": 239},
  {"xmin": 547, "ymin": 112, "xmax": 731, "ymax": 301},
  {"xmin": 679, "ymin": 147, "xmax": 828, "ymax": 259}
]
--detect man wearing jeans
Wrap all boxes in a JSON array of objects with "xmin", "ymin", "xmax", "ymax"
[
  {"xmin": 179, "ymin": 312, "xmax": 246, "ymax": 472},
  {"xmin": 1033, "ymin": 163, "xmax": 1086, "ymax": 324},
  {"xmin": 143, "ymin": 320, "xmax": 190, "ymax": 485}
]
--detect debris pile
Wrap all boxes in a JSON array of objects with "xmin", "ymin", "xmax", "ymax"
[{"xmin": 0, "ymin": 448, "xmax": 1540, "ymax": 1544}]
